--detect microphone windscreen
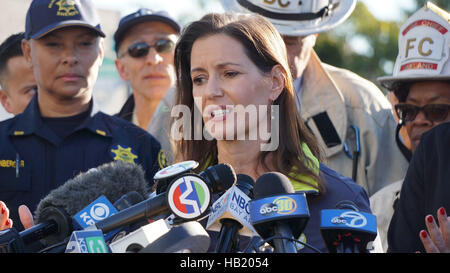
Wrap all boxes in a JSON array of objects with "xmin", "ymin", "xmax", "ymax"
[
  {"xmin": 202, "ymin": 163, "xmax": 236, "ymax": 193},
  {"xmin": 335, "ymin": 200, "xmax": 359, "ymax": 212},
  {"xmin": 35, "ymin": 161, "xmax": 150, "ymax": 222},
  {"xmin": 236, "ymin": 174, "xmax": 255, "ymax": 198},
  {"xmin": 254, "ymin": 172, "xmax": 294, "ymax": 198},
  {"xmin": 114, "ymin": 191, "xmax": 145, "ymax": 211}
]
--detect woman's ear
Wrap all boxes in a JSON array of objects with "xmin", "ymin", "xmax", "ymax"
[{"xmin": 269, "ymin": 64, "xmax": 285, "ymax": 101}]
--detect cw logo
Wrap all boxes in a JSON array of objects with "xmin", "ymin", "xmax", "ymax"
[{"xmin": 167, "ymin": 175, "xmax": 211, "ymax": 219}]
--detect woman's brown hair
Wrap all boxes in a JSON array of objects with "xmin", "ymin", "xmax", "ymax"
[{"xmin": 173, "ymin": 13, "xmax": 325, "ymax": 193}]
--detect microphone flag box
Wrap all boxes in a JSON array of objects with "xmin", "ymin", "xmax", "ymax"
[
  {"xmin": 109, "ymin": 219, "xmax": 171, "ymax": 253},
  {"xmin": 65, "ymin": 230, "xmax": 109, "ymax": 253},
  {"xmin": 72, "ymin": 195, "xmax": 128, "ymax": 242},
  {"xmin": 249, "ymin": 193, "xmax": 309, "ymax": 239},
  {"xmin": 249, "ymin": 193, "xmax": 309, "ymax": 224},
  {"xmin": 206, "ymin": 186, "xmax": 257, "ymax": 236},
  {"xmin": 320, "ymin": 209, "xmax": 377, "ymax": 235}
]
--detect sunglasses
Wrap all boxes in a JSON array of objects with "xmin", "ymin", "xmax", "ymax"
[
  {"xmin": 122, "ymin": 39, "xmax": 175, "ymax": 58},
  {"xmin": 394, "ymin": 103, "xmax": 450, "ymax": 122}
]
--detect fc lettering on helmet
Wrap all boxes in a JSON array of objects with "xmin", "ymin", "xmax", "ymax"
[
  {"xmin": 263, "ymin": 0, "xmax": 291, "ymax": 8},
  {"xmin": 405, "ymin": 37, "xmax": 434, "ymax": 58}
]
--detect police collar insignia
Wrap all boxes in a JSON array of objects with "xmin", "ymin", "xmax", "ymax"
[{"xmin": 110, "ymin": 145, "xmax": 138, "ymax": 164}]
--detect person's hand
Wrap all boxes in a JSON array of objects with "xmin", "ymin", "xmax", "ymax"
[
  {"xmin": 0, "ymin": 202, "xmax": 34, "ymax": 231},
  {"xmin": 419, "ymin": 207, "xmax": 450, "ymax": 253},
  {"xmin": 0, "ymin": 201, "xmax": 13, "ymax": 230}
]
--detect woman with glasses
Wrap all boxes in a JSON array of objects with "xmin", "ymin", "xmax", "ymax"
[{"xmin": 371, "ymin": 2, "xmax": 450, "ymax": 252}]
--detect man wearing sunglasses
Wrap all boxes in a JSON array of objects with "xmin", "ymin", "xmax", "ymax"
[
  {"xmin": 113, "ymin": 9, "xmax": 180, "ymax": 166},
  {"xmin": 114, "ymin": 9, "xmax": 179, "ymax": 129},
  {"xmin": 370, "ymin": 2, "xmax": 450, "ymax": 252}
]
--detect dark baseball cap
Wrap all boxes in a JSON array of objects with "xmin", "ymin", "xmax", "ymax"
[
  {"xmin": 113, "ymin": 8, "xmax": 181, "ymax": 53},
  {"xmin": 25, "ymin": 0, "xmax": 106, "ymax": 40}
]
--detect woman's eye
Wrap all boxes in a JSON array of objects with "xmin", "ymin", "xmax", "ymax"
[
  {"xmin": 192, "ymin": 76, "xmax": 206, "ymax": 85},
  {"xmin": 224, "ymin": 71, "xmax": 239, "ymax": 78},
  {"xmin": 45, "ymin": 42, "xmax": 60, "ymax": 47}
]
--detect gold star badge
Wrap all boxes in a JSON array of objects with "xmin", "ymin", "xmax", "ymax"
[{"xmin": 110, "ymin": 145, "xmax": 138, "ymax": 164}]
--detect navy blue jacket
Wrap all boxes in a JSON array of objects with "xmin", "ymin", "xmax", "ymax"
[
  {"xmin": 388, "ymin": 123, "xmax": 450, "ymax": 253},
  {"xmin": 0, "ymin": 95, "xmax": 162, "ymax": 231}
]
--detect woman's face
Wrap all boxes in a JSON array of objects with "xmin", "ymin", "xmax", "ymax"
[
  {"xmin": 404, "ymin": 80, "xmax": 450, "ymax": 151},
  {"xmin": 24, "ymin": 27, "xmax": 104, "ymax": 100},
  {"xmin": 190, "ymin": 33, "xmax": 283, "ymax": 141}
]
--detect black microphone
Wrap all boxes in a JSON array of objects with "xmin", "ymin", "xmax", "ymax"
[
  {"xmin": 17, "ymin": 161, "xmax": 150, "ymax": 248},
  {"xmin": 320, "ymin": 200, "xmax": 377, "ymax": 253},
  {"xmin": 249, "ymin": 172, "xmax": 310, "ymax": 253},
  {"xmin": 208, "ymin": 174, "xmax": 255, "ymax": 253},
  {"xmin": 94, "ymin": 163, "xmax": 237, "ymax": 234}
]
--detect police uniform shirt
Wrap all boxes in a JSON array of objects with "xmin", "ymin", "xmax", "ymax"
[{"xmin": 0, "ymin": 94, "xmax": 162, "ymax": 231}]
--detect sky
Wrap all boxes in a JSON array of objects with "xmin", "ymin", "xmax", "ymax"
[{"xmin": 92, "ymin": 0, "xmax": 417, "ymax": 23}]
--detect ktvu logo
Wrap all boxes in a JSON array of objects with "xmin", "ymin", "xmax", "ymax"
[
  {"xmin": 331, "ymin": 211, "xmax": 367, "ymax": 228},
  {"xmin": 79, "ymin": 203, "xmax": 110, "ymax": 226},
  {"xmin": 167, "ymin": 175, "xmax": 211, "ymax": 220}
]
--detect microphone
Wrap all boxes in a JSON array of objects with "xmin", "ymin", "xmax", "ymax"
[
  {"xmin": 18, "ymin": 161, "xmax": 149, "ymax": 248},
  {"xmin": 320, "ymin": 200, "xmax": 377, "ymax": 253},
  {"xmin": 93, "ymin": 163, "xmax": 236, "ymax": 234},
  {"xmin": 140, "ymin": 221, "xmax": 211, "ymax": 253},
  {"xmin": 108, "ymin": 219, "xmax": 171, "ymax": 253},
  {"xmin": 206, "ymin": 174, "xmax": 256, "ymax": 253},
  {"xmin": 249, "ymin": 172, "xmax": 310, "ymax": 253},
  {"xmin": 65, "ymin": 230, "xmax": 109, "ymax": 253}
]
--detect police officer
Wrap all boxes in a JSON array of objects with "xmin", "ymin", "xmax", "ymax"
[
  {"xmin": 0, "ymin": 0, "xmax": 161, "ymax": 232},
  {"xmin": 371, "ymin": 2, "xmax": 450, "ymax": 252}
]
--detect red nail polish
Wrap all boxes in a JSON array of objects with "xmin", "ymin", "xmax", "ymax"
[
  {"xmin": 439, "ymin": 207, "xmax": 446, "ymax": 216},
  {"xmin": 1, "ymin": 207, "xmax": 4, "ymax": 215},
  {"xmin": 427, "ymin": 215, "xmax": 434, "ymax": 223},
  {"xmin": 5, "ymin": 219, "xmax": 10, "ymax": 227},
  {"xmin": 420, "ymin": 230, "xmax": 427, "ymax": 239}
]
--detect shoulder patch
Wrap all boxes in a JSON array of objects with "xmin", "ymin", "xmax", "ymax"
[{"xmin": 157, "ymin": 149, "xmax": 169, "ymax": 169}]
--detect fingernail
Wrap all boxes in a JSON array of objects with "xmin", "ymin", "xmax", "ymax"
[
  {"xmin": 439, "ymin": 207, "xmax": 446, "ymax": 216},
  {"xmin": 420, "ymin": 230, "xmax": 427, "ymax": 239},
  {"xmin": 427, "ymin": 215, "xmax": 434, "ymax": 223},
  {"xmin": 5, "ymin": 219, "xmax": 10, "ymax": 227},
  {"xmin": 1, "ymin": 207, "xmax": 4, "ymax": 215}
]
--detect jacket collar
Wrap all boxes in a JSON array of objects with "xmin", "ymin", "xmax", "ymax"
[
  {"xmin": 300, "ymin": 50, "xmax": 348, "ymax": 158},
  {"xmin": 8, "ymin": 93, "xmax": 111, "ymax": 143}
]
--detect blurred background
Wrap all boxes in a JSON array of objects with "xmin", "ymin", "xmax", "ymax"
[{"xmin": 0, "ymin": 0, "xmax": 449, "ymax": 121}]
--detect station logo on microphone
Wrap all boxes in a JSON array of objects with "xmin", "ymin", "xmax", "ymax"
[{"xmin": 167, "ymin": 175, "xmax": 211, "ymax": 220}]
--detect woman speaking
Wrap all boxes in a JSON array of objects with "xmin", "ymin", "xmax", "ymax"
[{"xmin": 172, "ymin": 13, "xmax": 373, "ymax": 253}]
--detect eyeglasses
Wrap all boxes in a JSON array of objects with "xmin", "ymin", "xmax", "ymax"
[
  {"xmin": 394, "ymin": 103, "xmax": 450, "ymax": 122},
  {"xmin": 121, "ymin": 39, "xmax": 175, "ymax": 58}
]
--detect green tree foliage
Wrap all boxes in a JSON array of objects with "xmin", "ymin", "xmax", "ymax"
[{"xmin": 314, "ymin": 1, "xmax": 402, "ymax": 92}]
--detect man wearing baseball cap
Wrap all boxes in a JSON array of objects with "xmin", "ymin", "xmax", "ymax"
[
  {"xmin": 114, "ymin": 8, "xmax": 180, "ymax": 165},
  {"xmin": 0, "ymin": 0, "xmax": 162, "ymax": 233},
  {"xmin": 219, "ymin": 0, "xmax": 409, "ymax": 197},
  {"xmin": 370, "ymin": 2, "xmax": 450, "ymax": 252}
]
